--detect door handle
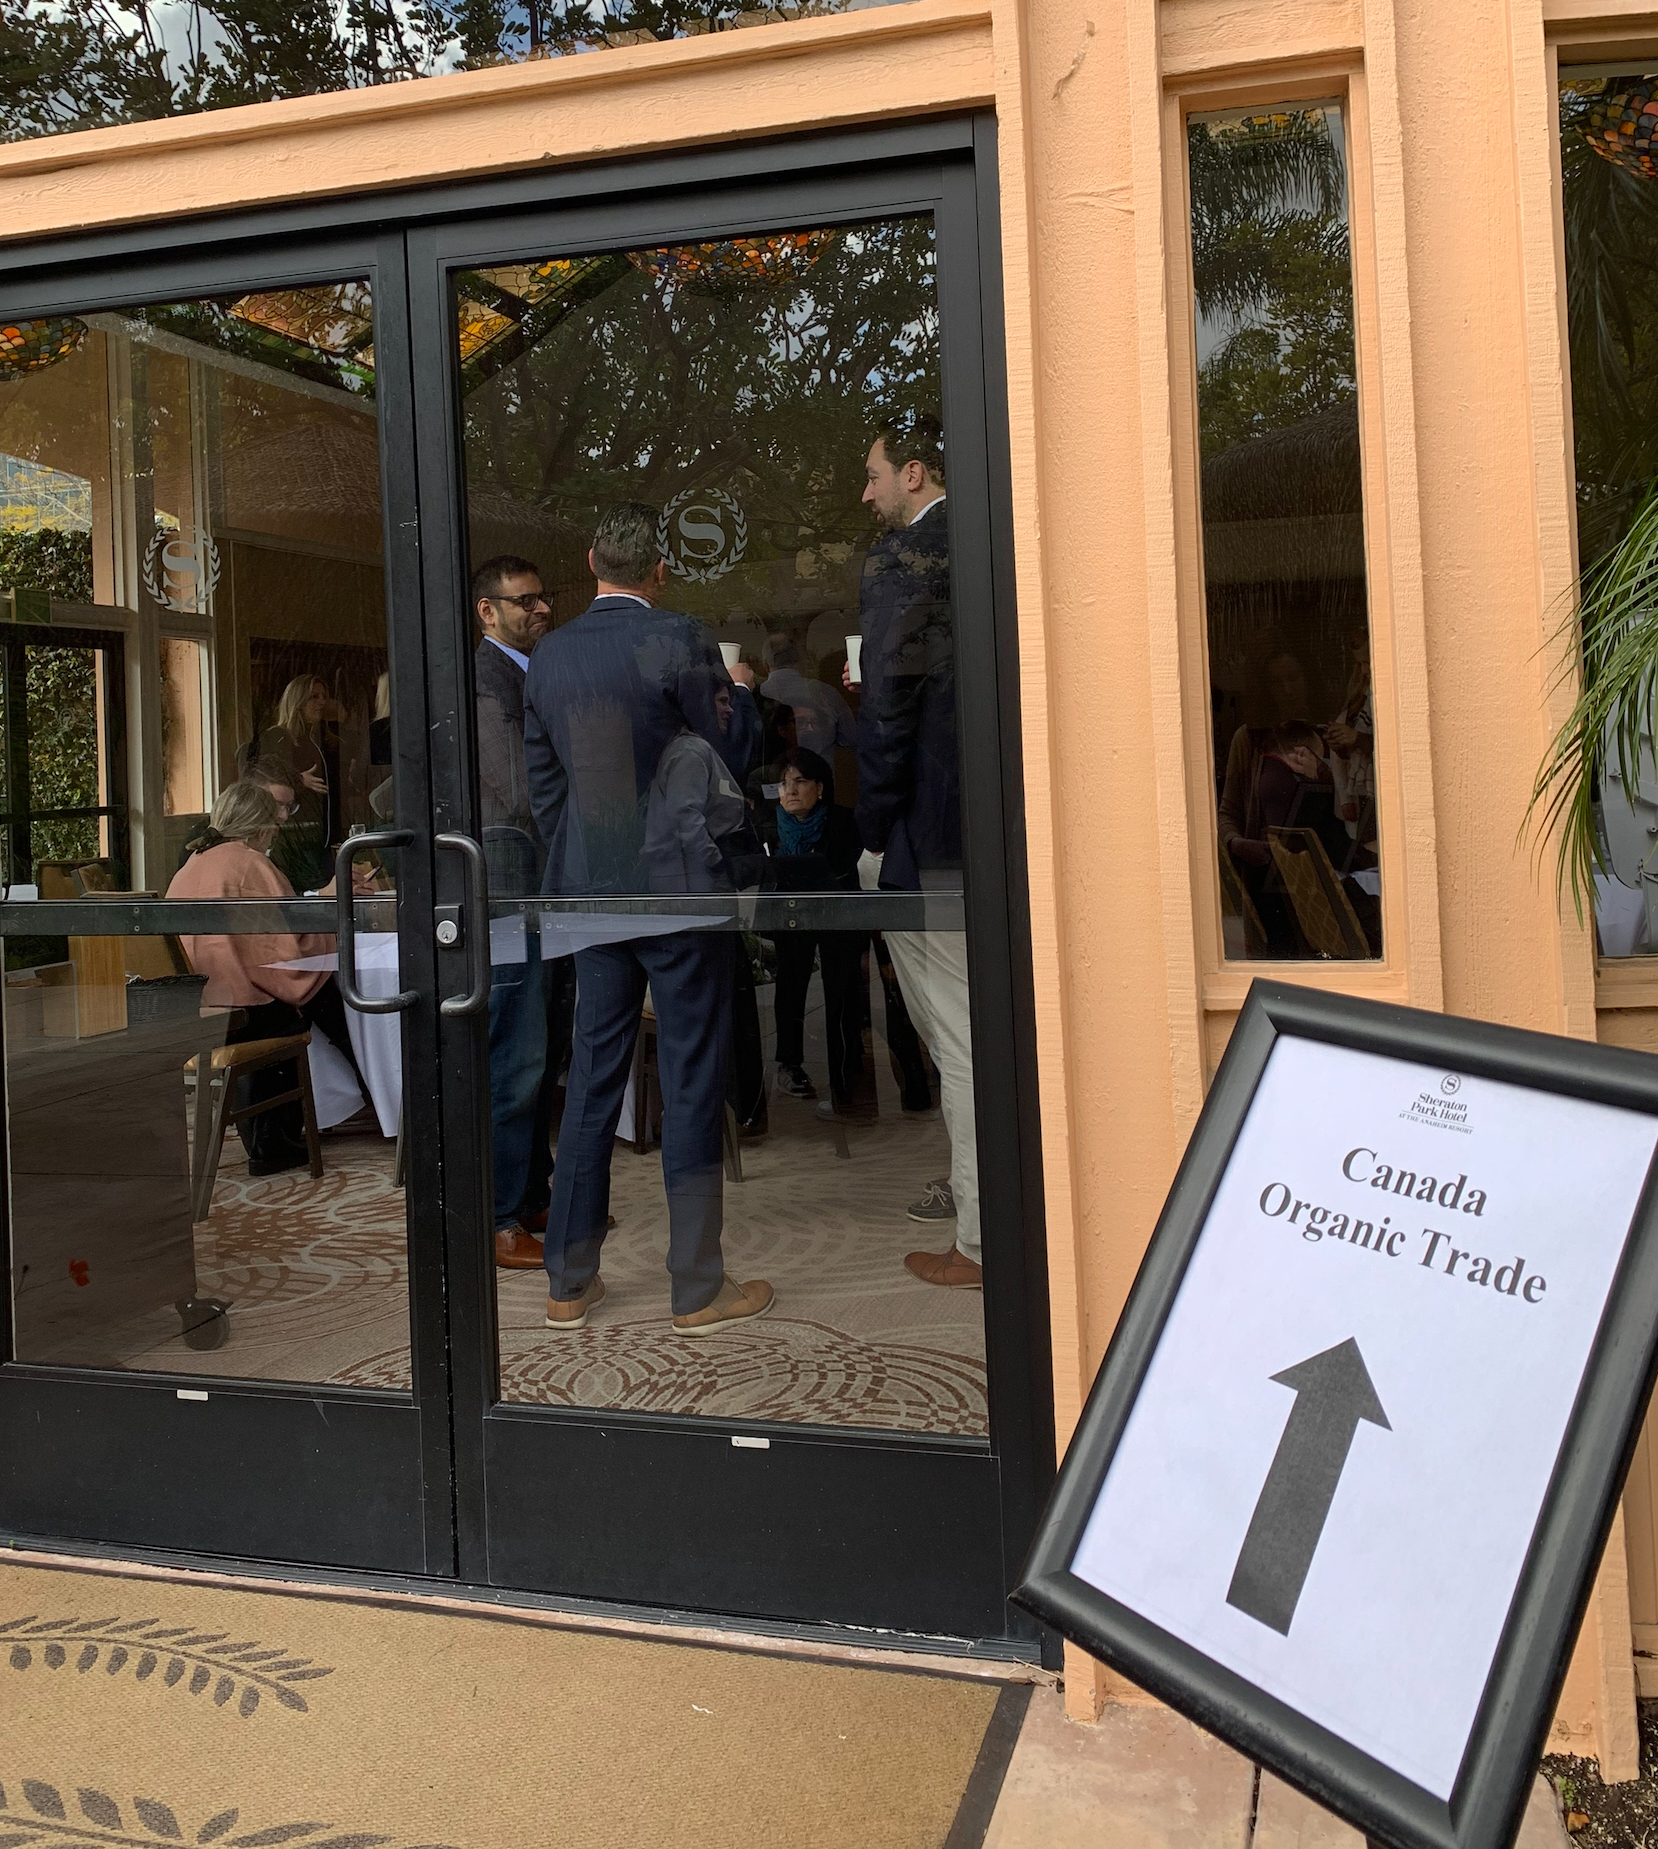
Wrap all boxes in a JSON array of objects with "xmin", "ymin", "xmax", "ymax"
[
  {"xmin": 435, "ymin": 832, "xmax": 491, "ymax": 1017},
  {"xmin": 335, "ymin": 829, "xmax": 417, "ymax": 1014}
]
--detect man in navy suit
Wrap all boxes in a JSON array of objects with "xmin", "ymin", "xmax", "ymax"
[
  {"xmin": 473, "ymin": 554, "xmax": 567, "ymax": 1272},
  {"xmin": 523, "ymin": 503, "xmax": 774, "ymax": 1335},
  {"xmin": 851, "ymin": 413, "xmax": 981, "ymax": 1291}
]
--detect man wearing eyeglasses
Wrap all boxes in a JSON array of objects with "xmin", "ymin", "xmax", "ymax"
[{"xmin": 473, "ymin": 555, "xmax": 565, "ymax": 1270}]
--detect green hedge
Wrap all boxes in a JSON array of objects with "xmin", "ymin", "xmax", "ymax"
[{"xmin": 0, "ymin": 529, "xmax": 93, "ymax": 602}]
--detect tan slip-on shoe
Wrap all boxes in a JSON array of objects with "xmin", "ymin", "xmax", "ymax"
[
  {"xmin": 671, "ymin": 1276, "xmax": 774, "ymax": 1337},
  {"xmin": 545, "ymin": 1276, "xmax": 605, "ymax": 1330},
  {"xmin": 903, "ymin": 1245, "xmax": 983, "ymax": 1290}
]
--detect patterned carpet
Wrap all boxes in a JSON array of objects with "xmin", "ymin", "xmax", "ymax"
[{"xmin": 112, "ymin": 1092, "xmax": 988, "ymax": 1438}]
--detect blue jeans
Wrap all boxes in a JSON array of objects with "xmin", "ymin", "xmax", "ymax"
[
  {"xmin": 545, "ymin": 931, "xmax": 732, "ymax": 1315},
  {"xmin": 488, "ymin": 926, "xmax": 549, "ymax": 1233}
]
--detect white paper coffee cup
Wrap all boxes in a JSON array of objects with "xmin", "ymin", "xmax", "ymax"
[
  {"xmin": 719, "ymin": 641, "xmax": 742, "ymax": 672},
  {"xmin": 846, "ymin": 634, "xmax": 863, "ymax": 683}
]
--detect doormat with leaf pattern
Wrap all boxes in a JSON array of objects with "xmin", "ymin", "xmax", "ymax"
[{"xmin": 0, "ymin": 1555, "xmax": 1018, "ymax": 1849}]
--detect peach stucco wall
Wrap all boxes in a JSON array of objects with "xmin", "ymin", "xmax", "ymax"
[{"xmin": 4, "ymin": 0, "xmax": 1656, "ymax": 1778}]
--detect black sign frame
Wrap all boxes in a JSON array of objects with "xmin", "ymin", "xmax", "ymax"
[{"xmin": 1012, "ymin": 979, "xmax": 1658, "ymax": 1849}]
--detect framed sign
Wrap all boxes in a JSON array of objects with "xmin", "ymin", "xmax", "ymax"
[{"xmin": 1013, "ymin": 980, "xmax": 1658, "ymax": 1849}]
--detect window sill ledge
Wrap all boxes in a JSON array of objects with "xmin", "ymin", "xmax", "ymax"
[
  {"xmin": 1202, "ymin": 963, "xmax": 1409, "ymax": 1014},
  {"xmin": 1596, "ymin": 958, "xmax": 1658, "ymax": 1010}
]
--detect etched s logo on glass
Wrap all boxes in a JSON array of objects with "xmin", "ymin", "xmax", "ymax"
[{"xmin": 657, "ymin": 487, "xmax": 747, "ymax": 586}]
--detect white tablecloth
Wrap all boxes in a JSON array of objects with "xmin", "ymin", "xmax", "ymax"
[
  {"xmin": 305, "ymin": 1027, "xmax": 372, "ymax": 1131},
  {"xmin": 274, "ymin": 912, "xmax": 730, "ymax": 1141}
]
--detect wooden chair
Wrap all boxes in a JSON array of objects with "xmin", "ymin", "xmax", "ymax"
[
  {"xmin": 71, "ymin": 878, "xmax": 191, "ymax": 985},
  {"xmin": 36, "ymin": 857, "xmax": 119, "ymax": 900},
  {"xmin": 1267, "ymin": 825, "xmax": 1371, "ymax": 959},
  {"xmin": 185, "ymin": 1031, "xmax": 325, "ymax": 1222},
  {"xmin": 628, "ymin": 996, "xmax": 744, "ymax": 1183},
  {"xmin": 34, "ymin": 866, "xmax": 148, "ymax": 1037},
  {"xmin": 1217, "ymin": 844, "xmax": 1271, "ymax": 959}
]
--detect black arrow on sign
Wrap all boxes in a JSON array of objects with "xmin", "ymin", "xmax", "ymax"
[{"xmin": 1225, "ymin": 1337, "xmax": 1390, "ymax": 1636}]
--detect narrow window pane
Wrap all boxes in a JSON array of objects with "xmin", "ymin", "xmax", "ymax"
[
  {"xmin": 160, "ymin": 636, "xmax": 209, "ymax": 817},
  {"xmin": 1559, "ymin": 72, "xmax": 1658, "ymax": 958},
  {"xmin": 0, "ymin": 285, "xmax": 410, "ymax": 1389},
  {"xmin": 1189, "ymin": 104, "xmax": 1382, "ymax": 961},
  {"xmin": 26, "ymin": 643, "xmax": 101, "ymax": 871}
]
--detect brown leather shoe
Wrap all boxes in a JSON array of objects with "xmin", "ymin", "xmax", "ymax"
[
  {"xmin": 904, "ymin": 1245, "xmax": 983, "ymax": 1289},
  {"xmin": 545, "ymin": 1276, "xmax": 605, "ymax": 1330},
  {"xmin": 672, "ymin": 1276, "xmax": 774, "ymax": 1337},
  {"xmin": 494, "ymin": 1225, "xmax": 545, "ymax": 1269}
]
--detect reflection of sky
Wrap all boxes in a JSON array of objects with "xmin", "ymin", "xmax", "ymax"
[
  {"xmin": 27, "ymin": 0, "xmax": 467, "ymax": 83},
  {"xmin": 28, "ymin": 0, "xmax": 221, "ymax": 69},
  {"xmin": 1191, "ymin": 105, "xmax": 1348, "ymax": 368},
  {"xmin": 0, "ymin": 455, "xmax": 92, "ymax": 534},
  {"xmin": 22, "ymin": 0, "xmax": 907, "ymax": 98}
]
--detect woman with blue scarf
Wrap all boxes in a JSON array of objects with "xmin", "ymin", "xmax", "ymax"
[{"xmin": 756, "ymin": 747, "xmax": 872, "ymax": 1119}]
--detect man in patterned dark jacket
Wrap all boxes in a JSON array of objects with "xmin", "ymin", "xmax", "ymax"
[
  {"xmin": 473, "ymin": 554, "xmax": 564, "ymax": 1272},
  {"xmin": 852, "ymin": 413, "xmax": 980, "ymax": 1290}
]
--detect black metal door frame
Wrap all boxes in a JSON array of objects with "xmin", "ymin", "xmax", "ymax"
[
  {"xmin": 0, "ymin": 228, "xmax": 454, "ymax": 1577},
  {"xmin": 0, "ymin": 117, "xmax": 1054, "ymax": 1652},
  {"xmin": 409, "ymin": 121, "xmax": 1053, "ymax": 1645}
]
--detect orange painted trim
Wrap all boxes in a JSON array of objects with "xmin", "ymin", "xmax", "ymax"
[
  {"xmin": 1161, "ymin": 0, "xmax": 1363, "ymax": 79},
  {"xmin": 1597, "ymin": 960, "xmax": 1658, "ymax": 1008},
  {"xmin": 0, "ymin": 0, "xmax": 992, "ymax": 241},
  {"xmin": 1544, "ymin": 0, "xmax": 1658, "ymax": 27}
]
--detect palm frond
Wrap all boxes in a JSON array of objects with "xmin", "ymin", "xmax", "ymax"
[{"xmin": 1527, "ymin": 484, "xmax": 1658, "ymax": 918}]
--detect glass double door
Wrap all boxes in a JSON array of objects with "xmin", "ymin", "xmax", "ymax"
[{"xmin": 0, "ymin": 147, "xmax": 1043, "ymax": 1645}]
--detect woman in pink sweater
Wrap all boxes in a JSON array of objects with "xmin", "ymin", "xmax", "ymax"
[{"xmin": 166, "ymin": 782, "xmax": 365, "ymax": 1176}]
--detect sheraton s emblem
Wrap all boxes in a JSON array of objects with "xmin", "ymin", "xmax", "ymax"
[
  {"xmin": 657, "ymin": 488, "xmax": 747, "ymax": 587},
  {"xmin": 142, "ymin": 525, "xmax": 221, "ymax": 613}
]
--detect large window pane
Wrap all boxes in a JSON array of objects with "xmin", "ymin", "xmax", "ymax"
[
  {"xmin": 0, "ymin": 285, "xmax": 409, "ymax": 1384},
  {"xmin": 460, "ymin": 219, "xmax": 987, "ymax": 1435},
  {"xmin": 1559, "ymin": 71, "xmax": 1658, "ymax": 959},
  {"xmin": 1189, "ymin": 103, "xmax": 1382, "ymax": 962}
]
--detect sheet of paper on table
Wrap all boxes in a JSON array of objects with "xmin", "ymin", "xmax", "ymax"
[
  {"xmin": 275, "ymin": 911, "xmax": 729, "ymax": 973},
  {"xmin": 268, "ymin": 913, "xmax": 732, "ymax": 1141}
]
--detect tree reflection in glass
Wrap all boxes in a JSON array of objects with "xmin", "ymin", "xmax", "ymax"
[
  {"xmin": 2, "ymin": 0, "xmax": 911, "ymax": 144},
  {"xmin": 1188, "ymin": 103, "xmax": 1381, "ymax": 962}
]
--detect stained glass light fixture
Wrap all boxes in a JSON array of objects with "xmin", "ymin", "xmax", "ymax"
[
  {"xmin": 229, "ymin": 283, "xmax": 377, "ymax": 385},
  {"xmin": 231, "ymin": 283, "xmax": 375, "ymax": 360},
  {"xmin": 627, "ymin": 230, "xmax": 837, "ymax": 289},
  {"xmin": 0, "ymin": 318, "xmax": 88, "ymax": 380},
  {"xmin": 454, "ymin": 255, "xmax": 620, "ymax": 363},
  {"xmin": 1586, "ymin": 81, "xmax": 1658, "ymax": 179}
]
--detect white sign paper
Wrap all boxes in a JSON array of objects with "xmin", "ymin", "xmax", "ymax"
[{"xmin": 1071, "ymin": 1035, "xmax": 1658, "ymax": 1798}]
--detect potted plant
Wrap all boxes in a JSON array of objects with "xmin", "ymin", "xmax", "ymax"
[
  {"xmin": 1530, "ymin": 77, "xmax": 1658, "ymax": 941},
  {"xmin": 1529, "ymin": 486, "xmax": 1658, "ymax": 933}
]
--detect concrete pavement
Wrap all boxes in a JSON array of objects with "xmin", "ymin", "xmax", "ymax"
[{"xmin": 983, "ymin": 1689, "xmax": 1571, "ymax": 1849}]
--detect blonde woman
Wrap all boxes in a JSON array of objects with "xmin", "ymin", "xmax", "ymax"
[
  {"xmin": 166, "ymin": 781, "xmax": 366, "ymax": 1176},
  {"xmin": 258, "ymin": 673, "xmax": 332, "ymax": 890},
  {"xmin": 367, "ymin": 670, "xmax": 394, "ymax": 821}
]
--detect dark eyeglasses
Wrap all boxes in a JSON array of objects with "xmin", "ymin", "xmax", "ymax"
[{"xmin": 490, "ymin": 592, "xmax": 550, "ymax": 614}]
